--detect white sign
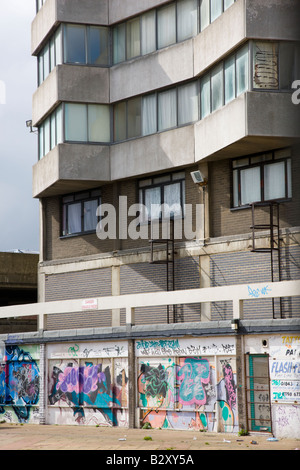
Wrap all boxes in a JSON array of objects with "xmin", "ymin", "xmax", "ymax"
[{"xmin": 81, "ymin": 298, "xmax": 98, "ymax": 310}]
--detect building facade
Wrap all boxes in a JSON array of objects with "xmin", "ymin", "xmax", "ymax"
[{"xmin": 0, "ymin": 0, "xmax": 300, "ymax": 437}]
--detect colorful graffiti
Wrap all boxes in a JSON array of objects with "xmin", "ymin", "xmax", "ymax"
[
  {"xmin": 138, "ymin": 356, "xmax": 237, "ymax": 432},
  {"xmin": 48, "ymin": 359, "xmax": 128, "ymax": 426},
  {"xmin": 0, "ymin": 345, "xmax": 40, "ymax": 422}
]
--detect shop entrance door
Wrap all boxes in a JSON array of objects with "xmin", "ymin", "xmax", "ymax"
[{"xmin": 246, "ymin": 354, "xmax": 272, "ymax": 432}]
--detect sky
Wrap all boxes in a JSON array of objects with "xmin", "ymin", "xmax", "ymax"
[{"xmin": 0, "ymin": 0, "xmax": 39, "ymax": 252}]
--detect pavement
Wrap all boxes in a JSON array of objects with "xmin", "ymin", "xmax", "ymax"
[{"xmin": 0, "ymin": 423, "xmax": 299, "ymax": 451}]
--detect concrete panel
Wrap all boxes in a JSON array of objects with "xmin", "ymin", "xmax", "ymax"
[
  {"xmin": 31, "ymin": 0, "xmax": 57, "ymax": 54},
  {"xmin": 246, "ymin": 0, "xmax": 300, "ymax": 41},
  {"xmin": 32, "ymin": 69, "xmax": 59, "ymax": 126},
  {"xmin": 110, "ymin": 40, "xmax": 194, "ymax": 102},
  {"xmin": 194, "ymin": 0, "xmax": 246, "ymax": 76},
  {"xmin": 246, "ymin": 92, "xmax": 300, "ymax": 138},
  {"xmin": 110, "ymin": 125, "xmax": 195, "ymax": 180},
  {"xmin": 109, "ymin": 0, "xmax": 170, "ymax": 24},
  {"xmin": 32, "ymin": 65, "xmax": 110, "ymax": 126},
  {"xmin": 32, "ymin": 0, "xmax": 109, "ymax": 54},
  {"xmin": 32, "ymin": 143, "xmax": 110, "ymax": 198},
  {"xmin": 194, "ymin": 94, "xmax": 247, "ymax": 162}
]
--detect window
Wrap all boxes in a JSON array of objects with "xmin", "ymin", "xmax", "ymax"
[
  {"xmin": 126, "ymin": 18, "xmax": 141, "ymax": 60},
  {"xmin": 232, "ymin": 149, "xmax": 292, "ymax": 207},
  {"xmin": 65, "ymin": 103, "xmax": 111, "ymax": 143},
  {"xmin": 113, "ymin": 98, "xmax": 142, "ymax": 141},
  {"xmin": 211, "ymin": 63, "xmax": 223, "ymax": 111},
  {"xmin": 236, "ymin": 45, "xmax": 249, "ymax": 96},
  {"xmin": 113, "ymin": 23, "xmax": 126, "ymax": 64},
  {"xmin": 62, "ymin": 189, "xmax": 101, "ymax": 236},
  {"xmin": 141, "ymin": 11, "xmax": 156, "ymax": 55},
  {"xmin": 177, "ymin": 0, "xmax": 198, "ymax": 42},
  {"xmin": 142, "ymin": 94, "xmax": 157, "ymax": 136},
  {"xmin": 157, "ymin": 3, "xmax": 176, "ymax": 49},
  {"xmin": 158, "ymin": 89, "xmax": 177, "ymax": 131},
  {"xmin": 178, "ymin": 82, "xmax": 199, "ymax": 125},
  {"xmin": 38, "ymin": 27, "xmax": 62, "ymax": 85},
  {"xmin": 139, "ymin": 171, "xmax": 185, "ymax": 221},
  {"xmin": 38, "ymin": 105, "xmax": 63, "ymax": 159},
  {"xmin": 253, "ymin": 41, "xmax": 298, "ymax": 90},
  {"xmin": 64, "ymin": 24, "xmax": 110, "ymax": 66}
]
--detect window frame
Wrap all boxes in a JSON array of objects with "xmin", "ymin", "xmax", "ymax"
[
  {"xmin": 231, "ymin": 149, "xmax": 292, "ymax": 209},
  {"xmin": 138, "ymin": 171, "xmax": 186, "ymax": 223},
  {"xmin": 61, "ymin": 189, "xmax": 102, "ymax": 237}
]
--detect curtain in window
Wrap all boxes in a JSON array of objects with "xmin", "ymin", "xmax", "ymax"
[
  {"xmin": 43, "ymin": 43, "xmax": 50, "ymax": 80},
  {"xmin": 240, "ymin": 167, "xmax": 260, "ymax": 205},
  {"xmin": 55, "ymin": 27, "xmax": 62, "ymax": 65},
  {"xmin": 225, "ymin": 56, "xmax": 235, "ymax": 104},
  {"xmin": 163, "ymin": 182, "xmax": 182, "ymax": 218},
  {"xmin": 211, "ymin": 64, "xmax": 223, "ymax": 111},
  {"xmin": 200, "ymin": 74, "xmax": 211, "ymax": 118},
  {"xmin": 211, "ymin": 0, "xmax": 223, "ymax": 22},
  {"xmin": 50, "ymin": 113, "xmax": 56, "ymax": 150},
  {"xmin": 65, "ymin": 103, "xmax": 87, "ymax": 142},
  {"xmin": 141, "ymin": 11, "xmax": 156, "ymax": 55},
  {"xmin": 114, "ymin": 102, "xmax": 126, "ymax": 141},
  {"xmin": 236, "ymin": 46, "xmax": 249, "ymax": 95},
  {"xmin": 113, "ymin": 24, "xmax": 126, "ymax": 64},
  {"xmin": 38, "ymin": 126, "xmax": 44, "ymax": 160},
  {"xmin": 264, "ymin": 162, "xmax": 285, "ymax": 200},
  {"xmin": 158, "ymin": 89, "xmax": 177, "ymax": 131},
  {"xmin": 157, "ymin": 4, "xmax": 176, "ymax": 49},
  {"xmin": 56, "ymin": 105, "xmax": 63, "ymax": 145},
  {"xmin": 68, "ymin": 203, "xmax": 82, "ymax": 234},
  {"xmin": 200, "ymin": 0, "xmax": 209, "ymax": 31},
  {"xmin": 145, "ymin": 187, "xmax": 161, "ymax": 220},
  {"xmin": 64, "ymin": 25, "xmax": 86, "ymax": 64},
  {"xmin": 177, "ymin": 0, "xmax": 198, "ymax": 42},
  {"xmin": 178, "ymin": 82, "xmax": 198, "ymax": 125},
  {"xmin": 88, "ymin": 105, "xmax": 110, "ymax": 142},
  {"xmin": 84, "ymin": 199, "xmax": 98, "ymax": 232},
  {"xmin": 127, "ymin": 98, "xmax": 141, "ymax": 138},
  {"xmin": 142, "ymin": 94, "xmax": 157, "ymax": 135},
  {"xmin": 44, "ymin": 117, "xmax": 50, "ymax": 155},
  {"xmin": 127, "ymin": 18, "xmax": 141, "ymax": 59}
]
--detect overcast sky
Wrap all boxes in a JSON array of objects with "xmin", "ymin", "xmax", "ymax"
[{"xmin": 0, "ymin": 0, "xmax": 39, "ymax": 253}]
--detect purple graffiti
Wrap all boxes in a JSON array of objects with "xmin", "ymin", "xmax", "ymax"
[{"xmin": 222, "ymin": 363, "xmax": 236, "ymax": 410}]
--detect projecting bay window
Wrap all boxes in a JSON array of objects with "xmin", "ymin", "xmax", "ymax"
[
  {"xmin": 62, "ymin": 189, "xmax": 101, "ymax": 236},
  {"xmin": 139, "ymin": 172, "xmax": 185, "ymax": 222},
  {"xmin": 38, "ymin": 105, "xmax": 63, "ymax": 160},
  {"xmin": 113, "ymin": 0, "xmax": 237, "ymax": 64},
  {"xmin": 252, "ymin": 41, "xmax": 299, "ymax": 91},
  {"xmin": 64, "ymin": 103, "xmax": 111, "ymax": 143},
  {"xmin": 232, "ymin": 149, "xmax": 292, "ymax": 208}
]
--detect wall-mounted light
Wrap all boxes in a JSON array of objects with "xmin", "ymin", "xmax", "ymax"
[
  {"xmin": 190, "ymin": 170, "xmax": 208, "ymax": 186},
  {"xmin": 231, "ymin": 318, "xmax": 239, "ymax": 331},
  {"xmin": 26, "ymin": 119, "xmax": 37, "ymax": 134}
]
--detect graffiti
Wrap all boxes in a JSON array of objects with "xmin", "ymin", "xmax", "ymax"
[
  {"xmin": 177, "ymin": 358, "xmax": 210, "ymax": 406},
  {"xmin": 248, "ymin": 285, "xmax": 271, "ymax": 298},
  {"xmin": 136, "ymin": 338, "xmax": 235, "ymax": 357},
  {"xmin": 222, "ymin": 363, "xmax": 236, "ymax": 410},
  {"xmin": 0, "ymin": 345, "xmax": 40, "ymax": 423},
  {"xmin": 253, "ymin": 42, "xmax": 278, "ymax": 89},
  {"xmin": 48, "ymin": 360, "xmax": 128, "ymax": 426},
  {"xmin": 68, "ymin": 344, "xmax": 79, "ymax": 357}
]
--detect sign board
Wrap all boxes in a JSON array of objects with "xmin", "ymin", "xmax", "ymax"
[{"xmin": 81, "ymin": 298, "xmax": 98, "ymax": 310}]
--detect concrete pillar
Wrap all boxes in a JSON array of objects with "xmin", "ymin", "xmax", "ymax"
[
  {"xmin": 235, "ymin": 335, "xmax": 247, "ymax": 432},
  {"xmin": 111, "ymin": 266, "xmax": 121, "ymax": 326},
  {"xmin": 127, "ymin": 339, "xmax": 136, "ymax": 428},
  {"xmin": 39, "ymin": 343, "xmax": 46, "ymax": 425}
]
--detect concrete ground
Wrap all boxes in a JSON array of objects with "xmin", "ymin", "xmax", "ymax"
[{"xmin": 0, "ymin": 423, "xmax": 299, "ymax": 451}]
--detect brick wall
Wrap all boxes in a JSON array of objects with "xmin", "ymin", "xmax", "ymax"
[{"xmin": 209, "ymin": 149, "xmax": 300, "ymax": 238}]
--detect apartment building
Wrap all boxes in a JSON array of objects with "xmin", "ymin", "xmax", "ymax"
[{"xmin": 0, "ymin": 0, "xmax": 299, "ymax": 437}]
